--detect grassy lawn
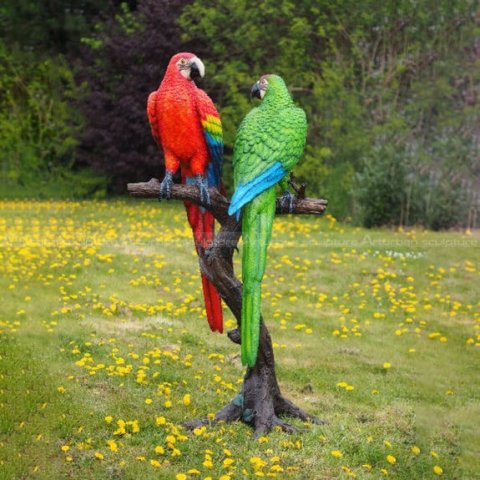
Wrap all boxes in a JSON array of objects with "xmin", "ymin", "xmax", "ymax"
[{"xmin": 0, "ymin": 199, "xmax": 478, "ymax": 479}]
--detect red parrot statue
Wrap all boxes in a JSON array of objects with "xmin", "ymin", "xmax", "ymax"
[{"xmin": 147, "ymin": 52, "xmax": 223, "ymax": 333}]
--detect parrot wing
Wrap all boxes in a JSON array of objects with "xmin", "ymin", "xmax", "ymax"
[
  {"xmin": 147, "ymin": 91, "xmax": 161, "ymax": 146},
  {"xmin": 195, "ymin": 88, "xmax": 223, "ymax": 187},
  {"xmin": 228, "ymin": 105, "xmax": 307, "ymax": 216}
]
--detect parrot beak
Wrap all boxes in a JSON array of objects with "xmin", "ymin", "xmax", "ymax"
[
  {"xmin": 251, "ymin": 81, "xmax": 262, "ymax": 99},
  {"xmin": 189, "ymin": 57, "xmax": 205, "ymax": 80}
]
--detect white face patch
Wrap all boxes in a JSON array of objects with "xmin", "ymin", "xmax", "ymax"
[
  {"xmin": 259, "ymin": 78, "xmax": 269, "ymax": 99},
  {"xmin": 177, "ymin": 56, "xmax": 205, "ymax": 80}
]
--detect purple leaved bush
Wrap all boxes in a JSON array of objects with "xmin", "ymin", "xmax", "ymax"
[{"xmin": 76, "ymin": 0, "xmax": 191, "ymax": 192}]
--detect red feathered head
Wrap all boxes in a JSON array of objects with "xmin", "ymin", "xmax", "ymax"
[{"xmin": 167, "ymin": 52, "xmax": 205, "ymax": 81}]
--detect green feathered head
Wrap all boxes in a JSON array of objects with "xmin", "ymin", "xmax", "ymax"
[{"xmin": 251, "ymin": 74, "xmax": 291, "ymax": 104}]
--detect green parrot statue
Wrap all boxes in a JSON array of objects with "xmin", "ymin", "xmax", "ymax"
[{"xmin": 228, "ymin": 74, "xmax": 307, "ymax": 367}]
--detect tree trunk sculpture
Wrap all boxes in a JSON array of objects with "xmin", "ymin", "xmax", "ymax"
[{"xmin": 127, "ymin": 178, "xmax": 328, "ymax": 436}]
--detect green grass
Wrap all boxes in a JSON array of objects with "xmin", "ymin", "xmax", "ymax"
[{"xmin": 0, "ymin": 199, "xmax": 478, "ymax": 479}]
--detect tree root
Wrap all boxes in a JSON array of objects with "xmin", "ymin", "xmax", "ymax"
[{"xmin": 183, "ymin": 392, "xmax": 325, "ymax": 437}]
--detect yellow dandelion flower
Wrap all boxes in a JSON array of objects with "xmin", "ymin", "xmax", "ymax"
[
  {"xmin": 386, "ymin": 454, "xmax": 396, "ymax": 464},
  {"xmin": 94, "ymin": 452, "xmax": 104, "ymax": 460},
  {"xmin": 331, "ymin": 450, "xmax": 343, "ymax": 458},
  {"xmin": 433, "ymin": 465, "xmax": 443, "ymax": 475},
  {"xmin": 107, "ymin": 440, "xmax": 118, "ymax": 452},
  {"xmin": 411, "ymin": 445, "xmax": 420, "ymax": 455}
]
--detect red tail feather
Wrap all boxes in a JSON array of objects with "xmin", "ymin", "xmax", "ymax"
[
  {"xmin": 185, "ymin": 201, "xmax": 223, "ymax": 333},
  {"xmin": 201, "ymin": 274, "xmax": 223, "ymax": 333}
]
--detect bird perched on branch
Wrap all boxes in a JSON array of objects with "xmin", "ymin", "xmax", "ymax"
[
  {"xmin": 228, "ymin": 75, "xmax": 307, "ymax": 366},
  {"xmin": 147, "ymin": 52, "xmax": 224, "ymax": 333}
]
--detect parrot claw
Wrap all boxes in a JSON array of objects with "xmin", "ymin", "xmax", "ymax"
[
  {"xmin": 279, "ymin": 190, "xmax": 295, "ymax": 213},
  {"xmin": 159, "ymin": 171, "xmax": 173, "ymax": 200},
  {"xmin": 195, "ymin": 175, "xmax": 210, "ymax": 205},
  {"xmin": 205, "ymin": 243, "xmax": 214, "ymax": 259}
]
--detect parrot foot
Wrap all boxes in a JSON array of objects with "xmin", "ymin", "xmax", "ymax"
[
  {"xmin": 195, "ymin": 175, "xmax": 210, "ymax": 205},
  {"xmin": 279, "ymin": 190, "xmax": 296, "ymax": 213},
  {"xmin": 288, "ymin": 174, "xmax": 306, "ymax": 199},
  {"xmin": 204, "ymin": 243, "xmax": 215, "ymax": 259},
  {"xmin": 159, "ymin": 171, "xmax": 173, "ymax": 200}
]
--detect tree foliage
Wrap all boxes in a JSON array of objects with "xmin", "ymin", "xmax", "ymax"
[
  {"xmin": 0, "ymin": 42, "xmax": 105, "ymax": 198},
  {"xmin": 0, "ymin": 0, "xmax": 117, "ymax": 54}
]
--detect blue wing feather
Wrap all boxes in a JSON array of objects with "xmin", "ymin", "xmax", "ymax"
[{"xmin": 228, "ymin": 162, "xmax": 286, "ymax": 218}]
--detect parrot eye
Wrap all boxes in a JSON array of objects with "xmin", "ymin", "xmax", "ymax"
[{"xmin": 179, "ymin": 59, "xmax": 187, "ymax": 66}]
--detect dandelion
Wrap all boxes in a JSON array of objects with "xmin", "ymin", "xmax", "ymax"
[
  {"xmin": 433, "ymin": 466, "xmax": 443, "ymax": 475},
  {"xmin": 331, "ymin": 450, "xmax": 343, "ymax": 458},
  {"xmin": 94, "ymin": 452, "xmax": 104, "ymax": 460},
  {"xmin": 155, "ymin": 416, "xmax": 166, "ymax": 426},
  {"xmin": 386, "ymin": 455, "xmax": 396, "ymax": 464},
  {"xmin": 383, "ymin": 362, "xmax": 391, "ymax": 369},
  {"xmin": 107, "ymin": 440, "xmax": 118, "ymax": 452},
  {"xmin": 411, "ymin": 445, "xmax": 420, "ymax": 455}
]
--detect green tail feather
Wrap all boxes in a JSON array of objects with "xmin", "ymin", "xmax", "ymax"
[{"xmin": 241, "ymin": 187, "xmax": 276, "ymax": 366}]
